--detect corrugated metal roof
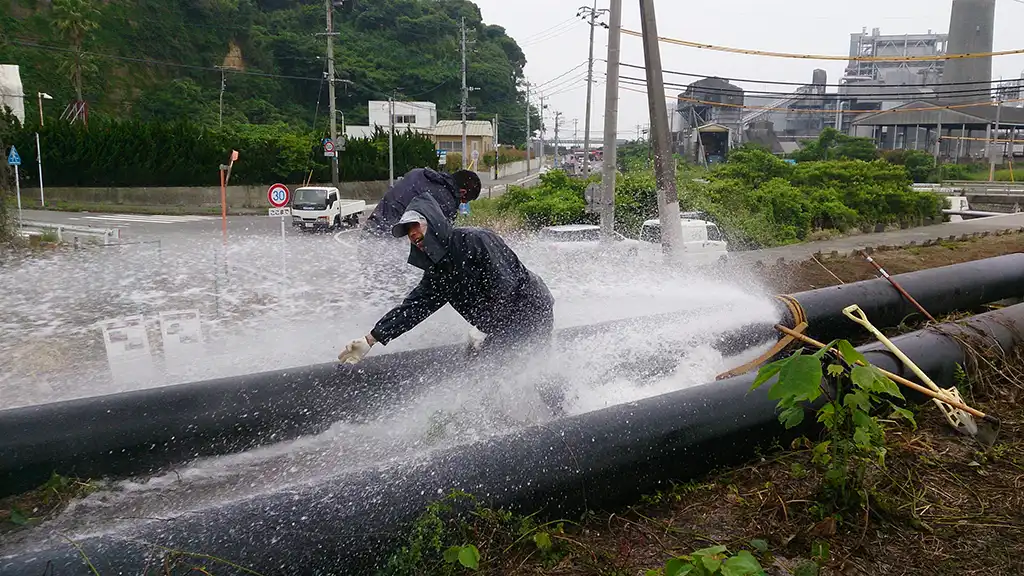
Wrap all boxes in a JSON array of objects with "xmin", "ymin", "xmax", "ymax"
[{"xmin": 434, "ymin": 120, "xmax": 494, "ymax": 138}]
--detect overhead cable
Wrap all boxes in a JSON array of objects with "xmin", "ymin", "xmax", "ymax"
[{"xmin": 618, "ymin": 29, "xmax": 1024, "ymax": 61}]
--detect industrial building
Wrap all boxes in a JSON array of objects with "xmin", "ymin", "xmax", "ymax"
[
  {"xmin": 665, "ymin": 0, "xmax": 1016, "ymax": 163},
  {"xmin": 672, "ymin": 77, "xmax": 745, "ymax": 164},
  {"xmin": 848, "ymin": 0, "xmax": 1021, "ymax": 162}
]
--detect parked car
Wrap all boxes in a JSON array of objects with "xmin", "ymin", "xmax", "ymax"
[{"xmin": 538, "ymin": 224, "xmax": 641, "ymax": 256}]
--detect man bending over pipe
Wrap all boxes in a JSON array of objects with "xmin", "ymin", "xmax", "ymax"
[
  {"xmin": 339, "ymin": 193, "xmax": 554, "ymax": 364},
  {"xmin": 362, "ymin": 168, "xmax": 482, "ymax": 236}
]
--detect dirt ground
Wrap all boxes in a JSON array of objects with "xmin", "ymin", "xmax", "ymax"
[{"xmin": 760, "ymin": 230, "xmax": 1024, "ymax": 294}]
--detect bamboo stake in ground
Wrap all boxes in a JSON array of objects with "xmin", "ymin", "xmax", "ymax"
[
  {"xmin": 773, "ymin": 324, "xmax": 999, "ymax": 425},
  {"xmin": 859, "ymin": 251, "xmax": 937, "ymax": 323}
]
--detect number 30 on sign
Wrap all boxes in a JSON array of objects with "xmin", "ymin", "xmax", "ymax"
[{"xmin": 268, "ymin": 183, "xmax": 290, "ymax": 208}]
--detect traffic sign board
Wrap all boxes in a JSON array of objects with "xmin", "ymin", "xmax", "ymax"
[
  {"xmin": 471, "ymin": 149, "xmax": 480, "ymax": 161},
  {"xmin": 323, "ymin": 139, "xmax": 336, "ymax": 158},
  {"xmin": 268, "ymin": 207, "xmax": 291, "ymax": 217},
  {"xmin": 6, "ymin": 146, "xmax": 21, "ymax": 166},
  {"xmin": 267, "ymin": 183, "xmax": 290, "ymax": 208}
]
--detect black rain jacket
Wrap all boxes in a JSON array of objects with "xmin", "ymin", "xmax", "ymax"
[
  {"xmin": 363, "ymin": 168, "xmax": 460, "ymax": 236},
  {"xmin": 370, "ymin": 194, "xmax": 554, "ymax": 346}
]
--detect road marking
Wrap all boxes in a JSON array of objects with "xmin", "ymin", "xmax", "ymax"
[{"xmin": 79, "ymin": 215, "xmax": 217, "ymax": 225}]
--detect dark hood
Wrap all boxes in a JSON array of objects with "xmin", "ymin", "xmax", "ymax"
[{"xmin": 405, "ymin": 194, "xmax": 454, "ymax": 271}]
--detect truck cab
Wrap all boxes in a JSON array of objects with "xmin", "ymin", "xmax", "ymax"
[
  {"xmin": 290, "ymin": 186, "xmax": 366, "ymax": 232},
  {"xmin": 639, "ymin": 216, "xmax": 729, "ymax": 265}
]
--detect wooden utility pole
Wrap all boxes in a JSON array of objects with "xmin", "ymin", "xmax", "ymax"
[{"xmin": 638, "ymin": 0, "xmax": 682, "ymax": 255}]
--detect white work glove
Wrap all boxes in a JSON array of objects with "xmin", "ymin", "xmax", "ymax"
[
  {"xmin": 338, "ymin": 336, "xmax": 373, "ymax": 365},
  {"xmin": 466, "ymin": 328, "xmax": 487, "ymax": 354}
]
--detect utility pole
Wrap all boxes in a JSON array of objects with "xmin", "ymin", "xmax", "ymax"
[
  {"xmin": 578, "ymin": 0, "xmax": 608, "ymax": 178},
  {"xmin": 323, "ymin": 0, "xmax": 340, "ymax": 188},
  {"xmin": 599, "ymin": 0, "xmax": 622, "ymax": 241},
  {"xmin": 990, "ymin": 100, "xmax": 1003, "ymax": 182},
  {"xmin": 639, "ymin": 0, "xmax": 682, "ymax": 255},
  {"xmin": 539, "ymin": 95, "xmax": 547, "ymax": 167},
  {"xmin": 554, "ymin": 111, "xmax": 563, "ymax": 168},
  {"xmin": 525, "ymin": 83, "xmax": 532, "ymax": 175},
  {"xmin": 493, "ymin": 114, "xmax": 499, "ymax": 180},
  {"xmin": 388, "ymin": 93, "xmax": 396, "ymax": 188},
  {"xmin": 461, "ymin": 17, "xmax": 469, "ymax": 169},
  {"xmin": 215, "ymin": 66, "xmax": 228, "ymax": 127}
]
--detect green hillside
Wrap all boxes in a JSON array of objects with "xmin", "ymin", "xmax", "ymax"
[{"xmin": 0, "ymin": 0, "xmax": 535, "ymax": 144}]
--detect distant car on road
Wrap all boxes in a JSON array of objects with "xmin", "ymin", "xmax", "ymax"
[{"xmin": 538, "ymin": 224, "xmax": 640, "ymax": 256}]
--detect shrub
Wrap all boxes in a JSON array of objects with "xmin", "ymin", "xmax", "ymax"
[
  {"xmin": 493, "ymin": 170, "xmax": 593, "ymax": 228},
  {"xmin": 881, "ymin": 149, "xmax": 938, "ymax": 183}
]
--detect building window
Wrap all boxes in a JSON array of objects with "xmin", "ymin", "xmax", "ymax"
[
  {"xmin": 393, "ymin": 114, "xmax": 416, "ymax": 124},
  {"xmin": 438, "ymin": 141, "xmax": 463, "ymax": 152}
]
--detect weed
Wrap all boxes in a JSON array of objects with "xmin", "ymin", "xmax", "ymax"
[
  {"xmin": 751, "ymin": 340, "xmax": 915, "ymax": 516},
  {"xmin": 644, "ymin": 544, "xmax": 765, "ymax": 576}
]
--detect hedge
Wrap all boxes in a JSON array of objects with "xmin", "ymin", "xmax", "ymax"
[{"xmin": 4, "ymin": 119, "xmax": 438, "ymax": 187}]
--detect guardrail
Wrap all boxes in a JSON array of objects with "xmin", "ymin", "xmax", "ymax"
[{"xmin": 19, "ymin": 220, "xmax": 120, "ymax": 245}]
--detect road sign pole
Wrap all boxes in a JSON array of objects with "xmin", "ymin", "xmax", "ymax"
[{"xmin": 14, "ymin": 164, "xmax": 22, "ymax": 229}]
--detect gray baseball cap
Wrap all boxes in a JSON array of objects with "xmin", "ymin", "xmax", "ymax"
[{"xmin": 391, "ymin": 210, "xmax": 427, "ymax": 238}]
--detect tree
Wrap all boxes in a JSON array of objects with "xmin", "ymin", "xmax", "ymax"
[
  {"xmin": 51, "ymin": 0, "xmax": 100, "ymax": 103},
  {"xmin": 792, "ymin": 128, "xmax": 879, "ymax": 163}
]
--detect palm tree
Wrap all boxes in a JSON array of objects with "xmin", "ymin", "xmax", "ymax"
[{"xmin": 51, "ymin": 0, "xmax": 100, "ymax": 103}]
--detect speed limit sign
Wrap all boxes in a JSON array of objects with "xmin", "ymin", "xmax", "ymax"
[{"xmin": 267, "ymin": 183, "xmax": 290, "ymax": 208}]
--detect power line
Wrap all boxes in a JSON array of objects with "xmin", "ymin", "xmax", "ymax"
[
  {"xmin": 616, "ymin": 61, "xmax": 1024, "ymax": 90},
  {"xmin": 532, "ymin": 61, "xmax": 589, "ymax": 90},
  {"xmin": 619, "ymin": 74, "xmax": 1011, "ymax": 101},
  {"xmin": 619, "ymin": 29, "xmax": 1024, "ymax": 62},
  {"xmin": 618, "ymin": 81, "xmax": 1024, "ymax": 115}
]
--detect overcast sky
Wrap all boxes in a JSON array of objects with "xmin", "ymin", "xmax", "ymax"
[{"xmin": 476, "ymin": 0, "xmax": 1024, "ymax": 141}]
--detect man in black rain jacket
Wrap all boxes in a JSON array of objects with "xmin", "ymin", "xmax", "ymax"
[
  {"xmin": 339, "ymin": 193, "xmax": 554, "ymax": 364},
  {"xmin": 361, "ymin": 168, "xmax": 482, "ymax": 236}
]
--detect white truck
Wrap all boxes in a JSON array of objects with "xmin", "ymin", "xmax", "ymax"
[
  {"xmin": 638, "ymin": 216, "xmax": 729, "ymax": 265},
  {"xmin": 290, "ymin": 186, "xmax": 366, "ymax": 232}
]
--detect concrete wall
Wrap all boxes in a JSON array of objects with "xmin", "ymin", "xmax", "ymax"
[
  {"xmin": 41, "ymin": 181, "xmax": 391, "ymax": 209},
  {"xmin": 480, "ymin": 158, "xmax": 542, "ymax": 182}
]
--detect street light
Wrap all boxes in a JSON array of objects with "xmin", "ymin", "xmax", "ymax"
[
  {"xmin": 37, "ymin": 92, "xmax": 52, "ymax": 127},
  {"xmin": 36, "ymin": 92, "xmax": 53, "ymax": 207}
]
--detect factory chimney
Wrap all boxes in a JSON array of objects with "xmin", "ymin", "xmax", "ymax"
[{"xmin": 940, "ymin": 0, "xmax": 996, "ymax": 103}]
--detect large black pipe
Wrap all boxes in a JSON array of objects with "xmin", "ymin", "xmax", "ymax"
[
  {"xmin": 721, "ymin": 252, "xmax": 1024, "ymax": 351},
  {"xmin": 0, "ymin": 305, "xmax": 742, "ymax": 497},
  {"xmin": 3, "ymin": 255, "xmax": 1024, "ymax": 498},
  {"xmin": 4, "ymin": 304, "xmax": 1023, "ymax": 575}
]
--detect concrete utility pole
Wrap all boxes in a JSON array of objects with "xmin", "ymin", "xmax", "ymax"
[
  {"xmin": 599, "ymin": 0, "xmax": 622, "ymax": 241},
  {"xmin": 493, "ymin": 114, "xmax": 499, "ymax": 180},
  {"xmin": 388, "ymin": 93, "xmax": 396, "ymax": 188},
  {"xmin": 554, "ymin": 111, "xmax": 563, "ymax": 168},
  {"xmin": 579, "ymin": 0, "xmax": 608, "ymax": 178},
  {"xmin": 215, "ymin": 66, "xmax": 228, "ymax": 127},
  {"xmin": 539, "ymin": 94, "xmax": 547, "ymax": 167},
  {"xmin": 324, "ymin": 0, "xmax": 340, "ymax": 187},
  {"xmin": 461, "ymin": 17, "xmax": 469, "ymax": 169},
  {"xmin": 525, "ymin": 83, "xmax": 532, "ymax": 175},
  {"xmin": 638, "ymin": 0, "xmax": 682, "ymax": 255},
  {"xmin": 989, "ymin": 100, "xmax": 1002, "ymax": 182}
]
